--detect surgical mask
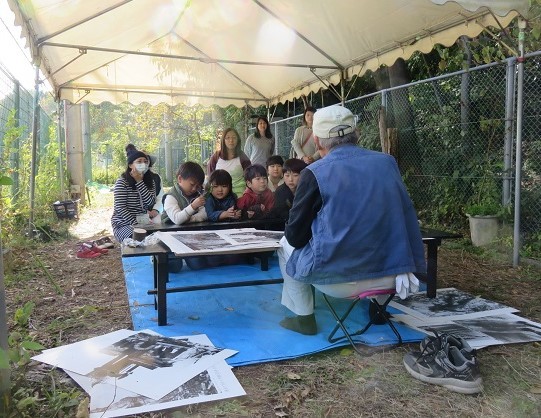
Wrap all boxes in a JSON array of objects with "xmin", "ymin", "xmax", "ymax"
[{"xmin": 134, "ymin": 163, "xmax": 148, "ymax": 174}]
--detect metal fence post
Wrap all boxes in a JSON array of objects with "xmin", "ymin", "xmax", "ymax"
[
  {"xmin": 11, "ymin": 80, "xmax": 20, "ymax": 199},
  {"xmin": 513, "ymin": 20, "xmax": 527, "ymax": 266},
  {"xmin": 28, "ymin": 65, "xmax": 41, "ymax": 237},
  {"xmin": 503, "ymin": 58, "xmax": 516, "ymax": 206}
]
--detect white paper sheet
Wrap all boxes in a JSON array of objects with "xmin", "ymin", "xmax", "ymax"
[
  {"xmin": 155, "ymin": 228, "xmax": 283, "ymax": 255},
  {"xmin": 32, "ymin": 329, "xmax": 237, "ymax": 400},
  {"xmin": 390, "ymin": 287, "xmax": 517, "ymax": 320},
  {"xmin": 63, "ymin": 334, "xmax": 245, "ymax": 418}
]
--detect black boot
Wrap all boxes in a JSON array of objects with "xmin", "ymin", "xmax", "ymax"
[{"xmin": 279, "ymin": 313, "xmax": 317, "ymax": 335}]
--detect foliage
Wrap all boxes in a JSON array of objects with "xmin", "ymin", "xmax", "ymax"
[
  {"xmin": 465, "ymin": 201, "xmax": 506, "ymax": 217},
  {"xmin": 89, "ymin": 102, "xmax": 249, "ymax": 186},
  {"xmin": 1, "ymin": 302, "xmax": 51, "ymax": 417}
]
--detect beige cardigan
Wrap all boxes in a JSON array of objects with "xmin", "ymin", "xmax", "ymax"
[{"xmin": 291, "ymin": 126, "xmax": 320, "ymax": 161}]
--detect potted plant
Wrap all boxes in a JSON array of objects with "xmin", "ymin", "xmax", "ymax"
[{"xmin": 465, "ymin": 199, "xmax": 504, "ymax": 247}]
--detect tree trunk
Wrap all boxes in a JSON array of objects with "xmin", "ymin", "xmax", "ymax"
[{"xmin": 387, "ymin": 58, "xmax": 422, "ymax": 174}]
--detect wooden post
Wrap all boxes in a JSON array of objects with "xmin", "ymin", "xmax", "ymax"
[{"xmin": 378, "ymin": 106, "xmax": 388, "ymax": 153}]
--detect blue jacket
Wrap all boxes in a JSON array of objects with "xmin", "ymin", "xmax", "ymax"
[
  {"xmin": 286, "ymin": 144, "xmax": 426, "ymax": 285},
  {"xmin": 205, "ymin": 193, "xmax": 237, "ymax": 222}
]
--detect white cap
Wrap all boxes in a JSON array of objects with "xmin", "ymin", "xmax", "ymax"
[{"xmin": 312, "ymin": 106, "xmax": 355, "ymax": 139}]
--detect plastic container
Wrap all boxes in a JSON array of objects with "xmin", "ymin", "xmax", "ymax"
[{"xmin": 52, "ymin": 200, "xmax": 79, "ymax": 220}]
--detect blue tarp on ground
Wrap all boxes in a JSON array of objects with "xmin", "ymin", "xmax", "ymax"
[{"xmin": 122, "ymin": 256, "xmax": 424, "ymax": 366}]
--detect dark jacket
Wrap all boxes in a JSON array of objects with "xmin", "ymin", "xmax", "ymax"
[{"xmin": 205, "ymin": 193, "xmax": 237, "ymax": 222}]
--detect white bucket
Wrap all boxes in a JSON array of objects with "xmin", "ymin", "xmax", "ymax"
[{"xmin": 468, "ymin": 215, "xmax": 499, "ymax": 247}]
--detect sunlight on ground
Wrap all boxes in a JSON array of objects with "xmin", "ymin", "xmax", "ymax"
[{"xmin": 69, "ymin": 188, "xmax": 114, "ymax": 240}]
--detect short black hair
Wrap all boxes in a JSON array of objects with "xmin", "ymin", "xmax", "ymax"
[
  {"xmin": 283, "ymin": 158, "xmax": 308, "ymax": 174},
  {"xmin": 266, "ymin": 155, "xmax": 284, "ymax": 168},
  {"xmin": 244, "ymin": 164, "xmax": 268, "ymax": 182},
  {"xmin": 208, "ymin": 169, "xmax": 233, "ymax": 188},
  {"xmin": 177, "ymin": 161, "xmax": 205, "ymax": 185}
]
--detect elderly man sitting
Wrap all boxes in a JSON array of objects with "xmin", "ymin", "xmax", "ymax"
[{"xmin": 278, "ymin": 105, "xmax": 426, "ymax": 335}]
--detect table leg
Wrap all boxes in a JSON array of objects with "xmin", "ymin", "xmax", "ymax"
[
  {"xmin": 425, "ymin": 240, "xmax": 440, "ymax": 298},
  {"xmin": 260, "ymin": 253, "xmax": 269, "ymax": 271},
  {"xmin": 155, "ymin": 253, "xmax": 169, "ymax": 326},
  {"xmin": 153, "ymin": 255, "xmax": 158, "ymax": 310}
]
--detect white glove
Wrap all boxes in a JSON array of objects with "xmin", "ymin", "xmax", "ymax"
[{"xmin": 395, "ymin": 273, "xmax": 420, "ymax": 299}]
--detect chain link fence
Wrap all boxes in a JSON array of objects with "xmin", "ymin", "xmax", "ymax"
[
  {"xmin": 1, "ymin": 53, "xmax": 540, "ymax": 259},
  {"xmin": 271, "ymin": 53, "xmax": 541, "ymax": 260},
  {"xmin": 0, "ymin": 63, "xmax": 55, "ymax": 205}
]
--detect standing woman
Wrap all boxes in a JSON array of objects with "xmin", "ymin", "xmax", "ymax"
[
  {"xmin": 111, "ymin": 148, "xmax": 156, "ymax": 242},
  {"xmin": 207, "ymin": 128, "xmax": 251, "ymax": 197},
  {"xmin": 291, "ymin": 106, "xmax": 320, "ymax": 164},
  {"xmin": 244, "ymin": 116, "xmax": 275, "ymax": 166}
]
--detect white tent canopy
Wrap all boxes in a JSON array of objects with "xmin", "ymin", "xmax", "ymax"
[{"xmin": 7, "ymin": 0, "xmax": 528, "ymax": 107}]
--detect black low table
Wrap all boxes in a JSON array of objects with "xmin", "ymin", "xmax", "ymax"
[
  {"xmin": 420, "ymin": 228, "xmax": 462, "ymax": 298},
  {"xmin": 122, "ymin": 240, "xmax": 282, "ymax": 326}
]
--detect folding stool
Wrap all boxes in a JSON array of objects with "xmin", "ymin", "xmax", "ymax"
[{"xmin": 321, "ymin": 288, "xmax": 402, "ymax": 354}]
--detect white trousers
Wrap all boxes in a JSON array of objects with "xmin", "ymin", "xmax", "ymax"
[{"xmin": 278, "ymin": 237, "xmax": 398, "ymax": 316}]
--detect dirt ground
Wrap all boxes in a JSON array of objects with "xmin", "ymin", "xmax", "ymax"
[{"xmin": 4, "ymin": 192, "xmax": 541, "ymax": 417}]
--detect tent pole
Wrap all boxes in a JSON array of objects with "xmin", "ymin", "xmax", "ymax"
[
  {"xmin": 340, "ymin": 71, "xmax": 345, "ymax": 105},
  {"xmin": 513, "ymin": 19, "xmax": 526, "ymax": 267},
  {"xmin": 56, "ymin": 101, "xmax": 65, "ymax": 199},
  {"xmin": 28, "ymin": 64, "xmax": 41, "ymax": 238}
]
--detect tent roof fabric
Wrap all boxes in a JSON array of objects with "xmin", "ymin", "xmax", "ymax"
[{"xmin": 7, "ymin": 0, "xmax": 528, "ymax": 107}]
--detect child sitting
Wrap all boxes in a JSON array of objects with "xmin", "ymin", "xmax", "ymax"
[
  {"xmin": 161, "ymin": 161, "xmax": 207, "ymax": 271},
  {"xmin": 266, "ymin": 155, "xmax": 284, "ymax": 192},
  {"xmin": 162, "ymin": 161, "xmax": 207, "ymax": 225},
  {"xmin": 271, "ymin": 158, "xmax": 308, "ymax": 221},
  {"xmin": 204, "ymin": 169, "xmax": 245, "ymax": 267},
  {"xmin": 205, "ymin": 169, "xmax": 242, "ymax": 221},
  {"xmin": 236, "ymin": 164, "xmax": 275, "ymax": 219}
]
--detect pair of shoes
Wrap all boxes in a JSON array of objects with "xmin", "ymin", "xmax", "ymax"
[
  {"xmin": 81, "ymin": 242, "xmax": 108, "ymax": 254},
  {"xmin": 420, "ymin": 329, "xmax": 476, "ymax": 360},
  {"xmin": 403, "ymin": 331, "xmax": 483, "ymax": 394},
  {"xmin": 94, "ymin": 236, "xmax": 114, "ymax": 249},
  {"xmin": 76, "ymin": 245, "xmax": 102, "ymax": 259}
]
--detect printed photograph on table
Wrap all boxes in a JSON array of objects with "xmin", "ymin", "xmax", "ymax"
[
  {"xmin": 227, "ymin": 230, "xmax": 284, "ymax": 244},
  {"xmin": 155, "ymin": 228, "xmax": 283, "ymax": 255},
  {"xmin": 171, "ymin": 232, "xmax": 229, "ymax": 252}
]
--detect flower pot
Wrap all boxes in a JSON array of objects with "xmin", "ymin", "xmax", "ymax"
[{"xmin": 468, "ymin": 215, "xmax": 499, "ymax": 247}]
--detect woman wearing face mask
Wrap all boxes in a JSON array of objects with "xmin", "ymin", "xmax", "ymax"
[{"xmin": 111, "ymin": 146, "xmax": 156, "ymax": 242}]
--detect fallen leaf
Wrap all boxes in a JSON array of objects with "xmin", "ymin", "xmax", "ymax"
[
  {"xmin": 286, "ymin": 372, "xmax": 301, "ymax": 380},
  {"xmin": 225, "ymin": 307, "xmax": 235, "ymax": 311},
  {"xmin": 530, "ymin": 386, "xmax": 541, "ymax": 394},
  {"xmin": 340, "ymin": 347, "xmax": 354, "ymax": 356}
]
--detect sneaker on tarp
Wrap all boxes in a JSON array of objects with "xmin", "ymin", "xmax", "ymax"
[
  {"xmin": 420, "ymin": 329, "xmax": 476, "ymax": 360},
  {"xmin": 403, "ymin": 342, "xmax": 483, "ymax": 394}
]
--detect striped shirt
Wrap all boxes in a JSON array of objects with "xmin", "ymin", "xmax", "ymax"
[{"xmin": 111, "ymin": 176, "xmax": 155, "ymax": 241}]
